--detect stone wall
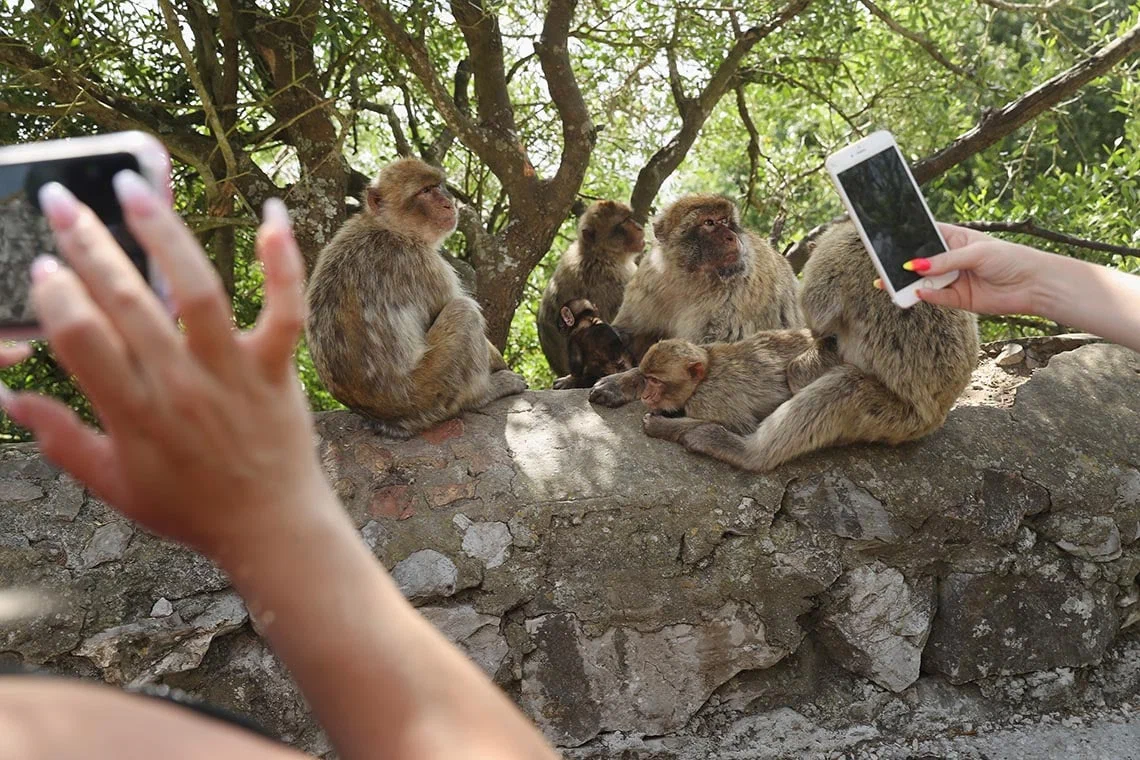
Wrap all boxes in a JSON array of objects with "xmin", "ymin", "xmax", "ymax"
[{"xmin": 1, "ymin": 338, "xmax": 1139, "ymax": 757}]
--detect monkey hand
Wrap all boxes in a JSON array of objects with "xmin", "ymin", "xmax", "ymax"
[
  {"xmin": 551, "ymin": 374, "xmax": 576, "ymax": 390},
  {"xmin": 0, "ymin": 175, "xmax": 330, "ymax": 562},
  {"xmin": 587, "ymin": 367, "xmax": 643, "ymax": 407},
  {"xmin": 642, "ymin": 413, "xmax": 709, "ymax": 443},
  {"xmin": 489, "ymin": 369, "xmax": 528, "ymax": 399}
]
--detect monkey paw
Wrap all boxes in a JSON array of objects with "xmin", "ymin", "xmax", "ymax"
[
  {"xmin": 552, "ymin": 374, "xmax": 575, "ymax": 391},
  {"xmin": 491, "ymin": 369, "xmax": 528, "ymax": 398},
  {"xmin": 588, "ymin": 375, "xmax": 629, "ymax": 407},
  {"xmin": 642, "ymin": 412, "xmax": 693, "ymax": 443}
]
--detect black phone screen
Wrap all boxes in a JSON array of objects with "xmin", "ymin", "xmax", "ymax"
[
  {"xmin": 0, "ymin": 151, "xmax": 148, "ymax": 328},
  {"xmin": 836, "ymin": 146, "xmax": 945, "ymax": 291}
]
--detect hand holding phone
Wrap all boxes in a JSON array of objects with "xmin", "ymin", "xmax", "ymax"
[
  {"xmin": 0, "ymin": 131, "xmax": 170, "ymax": 338},
  {"xmin": 825, "ymin": 130, "xmax": 958, "ymax": 308}
]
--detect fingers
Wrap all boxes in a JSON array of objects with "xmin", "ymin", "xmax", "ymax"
[
  {"xmin": 245, "ymin": 199, "xmax": 306, "ymax": 378},
  {"xmin": 1, "ymin": 392, "xmax": 125, "ymax": 506},
  {"xmin": 38, "ymin": 183, "xmax": 181, "ymax": 363},
  {"xmin": 915, "ymin": 286, "xmax": 965, "ymax": 309},
  {"xmin": 0, "ymin": 343, "xmax": 32, "ymax": 368},
  {"xmin": 913, "ymin": 244, "xmax": 985, "ymax": 277},
  {"xmin": 937, "ymin": 222, "xmax": 991, "ymax": 250},
  {"xmin": 29, "ymin": 256, "xmax": 148, "ymax": 416},
  {"xmin": 113, "ymin": 170, "xmax": 238, "ymax": 369}
]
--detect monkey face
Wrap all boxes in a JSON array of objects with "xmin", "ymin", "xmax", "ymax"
[
  {"xmin": 411, "ymin": 181, "xmax": 458, "ymax": 233},
  {"xmin": 678, "ymin": 215, "xmax": 746, "ymax": 278},
  {"xmin": 616, "ymin": 218, "xmax": 645, "ymax": 253},
  {"xmin": 640, "ymin": 340, "xmax": 705, "ymax": 412}
]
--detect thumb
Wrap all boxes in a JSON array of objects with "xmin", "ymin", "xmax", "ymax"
[{"xmin": 915, "ymin": 284, "xmax": 965, "ymax": 310}]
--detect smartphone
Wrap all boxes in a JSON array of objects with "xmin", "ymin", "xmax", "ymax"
[
  {"xmin": 825, "ymin": 130, "xmax": 958, "ymax": 308},
  {"xmin": 0, "ymin": 131, "xmax": 170, "ymax": 338}
]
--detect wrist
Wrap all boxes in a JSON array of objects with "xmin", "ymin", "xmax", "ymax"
[
  {"xmin": 209, "ymin": 473, "xmax": 353, "ymax": 578},
  {"xmin": 1024, "ymin": 247, "xmax": 1074, "ymax": 323}
]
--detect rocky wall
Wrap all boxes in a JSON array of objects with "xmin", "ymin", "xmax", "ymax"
[{"xmin": 1, "ymin": 337, "xmax": 1139, "ymax": 757}]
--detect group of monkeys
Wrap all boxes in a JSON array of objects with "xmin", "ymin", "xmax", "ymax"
[{"xmin": 304, "ymin": 157, "xmax": 980, "ymax": 472}]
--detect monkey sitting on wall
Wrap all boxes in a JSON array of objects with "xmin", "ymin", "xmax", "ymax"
[
  {"xmin": 538, "ymin": 200, "xmax": 644, "ymax": 378},
  {"xmin": 552, "ymin": 298, "xmax": 635, "ymax": 390},
  {"xmin": 639, "ymin": 330, "xmax": 814, "ymax": 434},
  {"xmin": 643, "ymin": 223, "xmax": 979, "ymax": 470},
  {"xmin": 305, "ymin": 158, "xmax": 526, "ymax": 438},
  {"xmin": 589, "ymin": 193, "xmax": 803, "ymax": 407}
]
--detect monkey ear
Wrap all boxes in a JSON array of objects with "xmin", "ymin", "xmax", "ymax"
[
  {"xmin": 365, "ymin": 186, "xmax": 384, "ymax": 214},
  {"xmin": 686, "ymin": 361, "xmax": 706, "ymax": 383},
  {"xmin": 560, "ymin": 306, "xmax": 576, "ymax": 328}
]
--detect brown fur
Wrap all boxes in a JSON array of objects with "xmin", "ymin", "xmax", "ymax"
[
  {"xmin": 538, "ymin": 200, "xmax": 644, "ymax": 376},
  {"xmin": 552, "ymin": 298, "xmax": 634, "ymax": 389},
  {"xmin": 589, "ymin": 194, "xmax": 803, "ymax": 407},
  {"xmin": 305, "ymin": 158, "xmax": 525, "ymax": 438},
  {"xmin": 644, "ymin": 222, "xmax": 979, "ymax": 470},
  {"xmin": 640, "ymin": 330, "xmax": 814, "ymax": 434}
]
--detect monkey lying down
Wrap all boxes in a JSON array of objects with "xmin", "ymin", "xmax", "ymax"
[{"xmin": 639, "ymin": 223, "xmax": 979, "ymax": 471}]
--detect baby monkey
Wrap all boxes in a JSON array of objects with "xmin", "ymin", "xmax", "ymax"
[
  {"xmin": 640, "ymin": 331, "xmax": 814, "ymax": 434},
  {"xmin": 552, "ymin": 298, "xmax": 634, "ymax": 389}
]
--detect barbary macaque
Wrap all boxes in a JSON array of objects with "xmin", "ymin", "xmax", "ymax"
[
  {"xmin": 538, "ymin": 200, "xmax": 644, "ymax": 377},
  {"xmin": 589, "ymin": 194, "xmax": 803, "ymax": 407},
  {"xmin": 305, "ymin": 158, "xmax": 526, "ymax": 438},
  {"xmin": 643, "ymin": 223, "xmax": 979, "ymax": 470},
  {"xmin": 551, "ymin": 298, "xmax": 635, "ymax": 390},
  {"xmin": 639, "ymin": 330, "xmax": 814, "ymax": 434}
]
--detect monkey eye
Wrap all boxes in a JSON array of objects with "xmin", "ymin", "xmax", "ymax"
[{"xmin": 703, "ymin": 219, "xmax": 716, "ymax": 227}]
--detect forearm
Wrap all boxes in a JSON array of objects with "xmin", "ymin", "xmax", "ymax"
[
  {"xmin": 218, "ymin": 483, "xmax": 558, "ymax": 760},
  {"xmin": 1033, "ymin": 253, "xmax": 1140, "ymax": 353}
]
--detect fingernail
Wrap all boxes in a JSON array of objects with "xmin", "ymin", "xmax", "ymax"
[
  {"xmin": 112, "ymin": 170, "xmax": 158, "ymax": 215},
  {"xmin": 903, "ymin": 258, "xmax": 931, "ymax": 273},
  {"xmin": 872, "ymin": 278, "xmax": 883, "ymax": 290},
  {"xmin": 0, "ymin": 378, "xmax": 13, "ymax": 408},
  {"xmin": 38, "ymin": 182, "xmax": 80, "ymax": 229},
  {"xmin": 262, "ymin": 198, "xmax": 291, "ymax": 229},
  {"xmin": 31, "ymin": 255, "xmax": 61, "ymax": 283}
]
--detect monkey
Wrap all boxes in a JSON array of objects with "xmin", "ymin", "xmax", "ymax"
[
  {"xmin": 305, "ymin": 157, "xmax": 526, "ymax": 438},
  {"xmin": 588, "ymin": 193, "xmax": 803, "ymax": 408},
  {"xmin": 551, "ymin": 298, "xmax": 635, "ymax": 390},
  {"xmin": 537, "ymin": 200, "xmax": 644, "ymax": 377},
  {"xmin": 642, "ymin": 222, "xmax": 980, "ymax": 471},
  {"xmin": 639, "ymin": 330, "xmax": 814, "ymax": 434}
]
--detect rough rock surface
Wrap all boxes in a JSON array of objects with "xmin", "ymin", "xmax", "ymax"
[{"xmin": 1, "ymin": 337, "xmax": 1139, "ymax": 757}]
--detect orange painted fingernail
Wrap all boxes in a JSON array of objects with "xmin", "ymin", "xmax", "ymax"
[
  {"xmin": 872, "ymin": 278, "xmax": 883, "ymax": 290},
  {"xmin": 903, "ymin": 258, "xmax": 931, "ymax": 273}
]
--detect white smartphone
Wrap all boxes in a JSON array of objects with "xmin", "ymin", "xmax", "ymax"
[
  {"xmin": 825, "ymin": 130, "xmax": 958, "ymax": 308},
  {"xmin": 0, "ymin": 130, "xmax": 171, "ymax": 339}
]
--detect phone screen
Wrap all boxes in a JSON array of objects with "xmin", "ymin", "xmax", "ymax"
[
  {"xmin": 0, "ymin": 152, "xmax": 148, "ymax": 328},
  {"xmin": 836, "ymin": 146, "xmax": 945, "ymax": 291}
]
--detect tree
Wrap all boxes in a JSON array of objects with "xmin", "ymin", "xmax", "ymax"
[{"xmin": 1, "ymin": 0, "xmax": 1138, "ymax": 408}]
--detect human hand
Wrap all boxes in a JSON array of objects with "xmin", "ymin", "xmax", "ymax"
[
  {"xmin": 906, "ymin": 223, "xmax": 1049, "ymax": 316},
  {"xmin": 1, "ymin": 173, "xmax": 329, "ymax": 560}
]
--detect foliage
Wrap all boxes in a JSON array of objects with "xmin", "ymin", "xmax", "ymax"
[{"xmin": 1, "ymin": 0, "xmax": 1138, "ymax": 431}]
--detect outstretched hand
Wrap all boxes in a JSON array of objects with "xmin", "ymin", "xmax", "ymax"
[
  {"xmin": 1, "ymin": 173, "xmax": 328, "ymax": 559},
  {"xmin": 913, "ymin": 223, "xmax": 1047, "ymax": 315}
]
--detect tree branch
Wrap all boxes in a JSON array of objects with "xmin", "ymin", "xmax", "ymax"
[
  {"xmin": 976, "ymin": 0, "xmax": 1065, "ymax": 13},
  {"xmin": 358, "ymin": 0, "xmax": 533, "ymax": 196},
  {"xmin": 449, "ymin": 0, "xmax": 518, "ymax": 134},
  {"xmin": 358, "ymin": 101, "xmax": 415, "ymax": 157},
  {"xmin": 912, "ymin": 19, "xmax": 1140, "ymax": 183},
  {"xmin": 158, "ymin": 0, "xmax": 239, "ymax": 183},
  {"xmin": 535, "ymin": 0, "xmax": 595, "ymax": 213},
  {"xmin": 628, "ymin": 0, "xmax": 814, "ymax": 223},
  {"xmin": 958, "ymin": 219, "xmax": 1140, "ymax": 257},
  {"xmin": 857, "ymin": 0, "xmax": 984, "ymax": 85}
]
